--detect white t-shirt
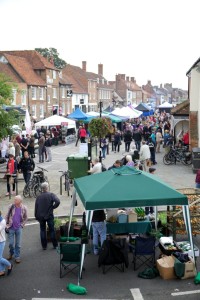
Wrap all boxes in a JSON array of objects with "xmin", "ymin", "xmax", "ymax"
[{"xmin": 90, "ymin": 162, "xmax": 102, "ymax": 174}]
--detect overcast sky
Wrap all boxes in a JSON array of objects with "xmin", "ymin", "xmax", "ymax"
[{"xmin": 1, "ymin": 0, "xmax": 200, "ymax": 90}]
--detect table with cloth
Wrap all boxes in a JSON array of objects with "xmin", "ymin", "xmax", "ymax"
[{"xmin": 106, "ymin": 221, "xmax": 152, "ymax": 235}]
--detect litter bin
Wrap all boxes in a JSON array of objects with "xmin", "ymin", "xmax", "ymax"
[
  {"xmin": 67, "ymin": 154, "xmax": 89, "ymax": 179},
  {"xmin": 192, "ymin": 148, "xmax": 200, "ymax": 173}
]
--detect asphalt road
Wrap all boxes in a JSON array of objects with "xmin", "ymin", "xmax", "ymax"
[{"xmin": 0, "ymin": 141, "xmax": 200, "ymax": 300}]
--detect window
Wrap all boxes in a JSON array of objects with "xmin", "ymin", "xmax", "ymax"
[
  {"xmin": 48, "ymin": 95, "xmax": 50, "ymax": 104},
  {"xmin": 12, "ymin": 89, "xmax": 17, "ymax": 105},
  {"xmin": 31, "ymin": 87, "xmax": 37, "ymax": 100},
  {"xmin": 40, "ymin": 104, "xmax": 44, "ymax": 118},
  {"xmin": 21, "ymin": 90, "xmax": 26, "ymax": 105},
  {"xmin": 53, "ymin": 70, "xmax": 57, "ymax": 79},
  {"xmin": 62, "ymin": 87, "xmax": 65, "ymax": 98},
  {"xmin": 53, "ymin": 88, "xmax": 57, "ymax": 98},
  {"xmin": 32, "ymin": 105, "xmax": 36, "ymax": 117},
  {"xmin": 39, "ymin": 88, "xmax": 44, "ymax": 100}
]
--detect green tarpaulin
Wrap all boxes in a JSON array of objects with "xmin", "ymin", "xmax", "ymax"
[{"xmin": 74, "ymin": 166, "xmax": 188, "ymax": 210}]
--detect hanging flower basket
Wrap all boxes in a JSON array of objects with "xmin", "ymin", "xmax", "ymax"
[{"xmin": 88, "ymin": 117, "xmax": 113, "ymax": 137}]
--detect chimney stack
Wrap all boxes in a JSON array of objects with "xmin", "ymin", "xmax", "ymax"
[
  {"xmin": 126, "ymin": 76, "xmax": 129, "ymax": 82},
  {"xmin": 131, "ymin": 77, "xmax": 136, "ymax": 83},
  {"xmin": 147, "ymin": 80, "xmax": 151, "ymax": 85},
  {"xmin": 82, "ymin": 61, "xmax": 87, "ymax": 72},
  {"xmin": 160, "ymin": 84, "xmax": 162, "ymax": 88},
  {"xmin": 98, "ymin": 63, "xmax": 103, "ymax": 76}
]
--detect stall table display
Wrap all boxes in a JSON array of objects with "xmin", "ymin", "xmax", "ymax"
[
  {"xmin": 106, "ymin": 221, "xmax": 152, "ymax": 235},
  {"xmin": 167, "ymin": 188, "xmax": 200, "ymax": 239}
]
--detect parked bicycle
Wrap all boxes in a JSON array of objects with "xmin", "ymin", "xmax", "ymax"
[
  {"xmin": 59, "ymin": 170, "xmax": 72, "ymax": 196},
  {"xmin": 23, "ymin": 166, "xmax": 49, "ymax": 198},
  {"xmin": 163, "ymin": 145, "xmax": 192, "ymax": 165}
]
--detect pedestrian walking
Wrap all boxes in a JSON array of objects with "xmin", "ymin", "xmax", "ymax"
[
  {"xmin": 139, "ymin": 140, "xmax": 151, "ymax": 172},
  {"xmin": 92, "ymin": 210, "xmax": 106, "ymax": 255},
  {"xmin": 5, "ymin": 195, "xmax": 28, "ymax": 263},
  {"xmin": 124, "ymin": 130, "xmax": 132, "ymax": 152},
  {"xmin": 5, "ymin": 154, "xmax": 18, "ymax": 196},
  {"xmin": 18, "ymin": 151, "xmax": 35, "ymax": 184},
  {"xmin": 79, "ymin": 125, "xmax": 87, "ymax": 143},
  {"xmin": 100, "ymin": 137, "xmax": 108, "ymax": 160},
  {"xmin": 34, "ymin": 182, "xmax": 60, "ymax": 250},
  {"xmin": 0, "ymin": 211, "xmax": 13, "ymax": 276},
  {"xmin": 113, "ymin": 130, "xmax": 122, "ymax": 153},
  {"xmin": 38, "ymin": 132, "xmax": 45, "ymax": 163},
  {"xmin": 44, "ymin": 134, "xmax": 52, "ymax": 162}
]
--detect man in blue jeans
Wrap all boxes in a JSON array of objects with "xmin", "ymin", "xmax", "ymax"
[
  {"xmin": 34, "ymin": 182, "xmax": 60, "ymax": 250},
  {"xmin": 6, "ymin": 195, "xmax": 28, "ymax": 263},
  {"xmin": 92, "ymin": 210, "xmax": 106, "ymax": 255}
]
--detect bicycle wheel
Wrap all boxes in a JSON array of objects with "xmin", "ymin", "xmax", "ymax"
[
  {"xmin": 163, "ymin": 154, "xmax": 172, "ymax": 165},
  {"xmin": 65, "ymin": 178, "xmax": 70, "ymax": 196},
  {"xmin": 33, "ymin": 183, "xmax": 42, "ymax": 198},
  {"xmin": 182, "ymin": 154, "xmax": 192, "ymax": 165},
  {"xmin": 23, "ymin": 184, "xmax": 30, "ymax": 198}
]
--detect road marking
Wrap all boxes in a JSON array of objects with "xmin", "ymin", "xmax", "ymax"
[
  {"xmin": 171, "ymin": 289, "xmax": 200, "ymax": 296},
  {"xmin": 32, "ymin": 298, "xmax": 114, "ymax": 300},
  {"xmin": 130, "ymin": 288, "xmax": 144, "ymax": 300}
]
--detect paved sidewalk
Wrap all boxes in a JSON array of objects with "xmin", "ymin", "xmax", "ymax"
[{"xmin": 0, "ymin": 141, "xmax": 196, "ymax": 218}]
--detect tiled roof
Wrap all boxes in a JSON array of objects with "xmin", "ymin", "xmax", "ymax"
[
  {"xmin": 62, "ymin": 64, "xmax": 88, "ymax": 92},
  {"xmin": 61, "ymin": 72, "xmax": 87, "ymax": 94},
  {"xmin": 0, "ymin": 50, "xmax": 58, "ymax": 70},
  {"xmin": 171, "ymin": 99, "xmax": 189, "ymax": 115},
  {"xmin": 3, "ymin": 53, "xmax": 46, "ymax": 86},
  {"xmin": 0, "ymin": 62, "xmax": 22, "ymax": 83}
]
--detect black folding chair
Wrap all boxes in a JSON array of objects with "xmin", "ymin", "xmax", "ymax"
[
  {"xmin": 98, "ymin": 238, "xmax": 129, "ymax": 274},
  {"xmin": 59, "ymin": 243, "xmax": 82, "ymax": 279},
  {"xmin": 131, "ymin": 236, "xmax": 156, "ymax": 270}
]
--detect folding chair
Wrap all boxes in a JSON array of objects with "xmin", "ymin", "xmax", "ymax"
[
  {"xmin": 131, "ymin": 236, "xmax": 156, "ymax": 270},
  {"xmin": 98, "ymin": 238, "xmax": 129, "ymax": 274},
  {"xmin": 59, "ymin": 242, "xmax": 82, "ymax": 279}
]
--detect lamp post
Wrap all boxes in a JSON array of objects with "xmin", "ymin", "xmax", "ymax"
[{"xmin": 99, "ymin": 100, "xmax": 102, "ymax": 162}]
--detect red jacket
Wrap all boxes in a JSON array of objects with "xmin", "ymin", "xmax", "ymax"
[{"xmin": 182, "ymin": 132, "xmax": 189, "ymax": 145}]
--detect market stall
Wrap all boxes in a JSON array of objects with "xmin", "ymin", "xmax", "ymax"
[{"xmin": 69, "ymin": 166, "xmax": 193, "ymax": 278}]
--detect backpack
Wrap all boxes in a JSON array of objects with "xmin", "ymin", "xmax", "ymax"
[{"xmin": 101, "ymin": 163, "xmax": 107, "ymax": 172}]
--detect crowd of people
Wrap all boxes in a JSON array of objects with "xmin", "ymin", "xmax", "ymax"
[{"xmin": 0, "ymin": 109, "xmax": 193, "ymax": 272}]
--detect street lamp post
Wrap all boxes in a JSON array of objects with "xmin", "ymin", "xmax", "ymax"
[{"xmin": 99, "ymin": 101, "xmax": 102, "ymax": 162}]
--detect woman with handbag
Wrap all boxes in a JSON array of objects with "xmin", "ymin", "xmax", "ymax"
[{"xmin": 0, "ymin": 211, "xmax": 13, "ymax": 276}]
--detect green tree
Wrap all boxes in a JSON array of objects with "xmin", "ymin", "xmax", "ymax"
[
  {"xmin": 35, "ymin": 47, "xmax": 67, "ymax": 69},
  {"xmin": 0, "ymin": 73, "xmax": 18, "ymax": 139}
]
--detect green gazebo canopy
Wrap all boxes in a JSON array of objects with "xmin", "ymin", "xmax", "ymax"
[{"xmin": 74, "ymin": 166, "xmax": 188, "ymax": 210}]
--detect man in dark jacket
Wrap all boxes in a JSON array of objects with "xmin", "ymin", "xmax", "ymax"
[
  {"xmin": 18, "ymin": 151, "xmax": 35, "ymax": 184},
  {"xmin": 34, "ymin": 182, "xmax": 60, "ymax": 250}
]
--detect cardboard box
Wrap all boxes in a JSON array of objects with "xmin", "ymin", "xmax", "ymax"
[
  {"xmin": 182, "ymin": 258, "xmax": 197, "ymax": 279},
  {"xmin": 172, "ymin": 255, "xmax": 197, "ymax": 280},
  {"xmin": 156, "ymin": 256, "xmax": 177, "ymax": 280},
  {"xmin": 128, "ymin": 211, "xmax": 137, "ymax": 223}
]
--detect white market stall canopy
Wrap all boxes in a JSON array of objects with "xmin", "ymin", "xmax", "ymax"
[
  {"xmin": 34, "ymin": 115, "xmax": 76, "ymax": 129},
  {"xmin": 112, "ymin": 106, "xmax": 142, "ymax": 118},
  {"xmin": 158, "ymin": 102, "xmax": 173, "ymax": 108}
]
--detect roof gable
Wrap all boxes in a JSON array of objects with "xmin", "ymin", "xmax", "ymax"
[
  {"xmin": 0, "ymin": 50, "xmax": 58, "ymax": 70},
  {"xmin": 4, "ymin": 53, "xmax": 46, "ymax": 86},
  {"xmin": 171, "ymin": 100, "xmax": 189, "ymax": 115}
]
